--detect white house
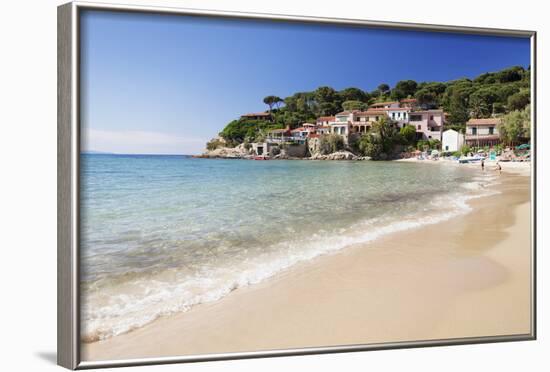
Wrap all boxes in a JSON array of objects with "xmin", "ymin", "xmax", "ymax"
[
  {"xmin": 386, "ymin": 108, "xmax": 411, "ymax": 128},
  {"xmin": 330, "ymin": 111, "xmax": 352, "ymax": 139},
  {"xmin": 442, "ymin": 129, "xmax": 464, "ymax": 152}
]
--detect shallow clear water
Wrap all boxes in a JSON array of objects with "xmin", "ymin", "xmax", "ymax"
[{"xmin": 80, "ymin": 154, "xmax": 498, "ymax": 341}]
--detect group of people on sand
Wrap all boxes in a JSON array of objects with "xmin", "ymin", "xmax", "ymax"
[{"xmin": 481, "ymin": 159, "xmax": 502, "ymax": 174}]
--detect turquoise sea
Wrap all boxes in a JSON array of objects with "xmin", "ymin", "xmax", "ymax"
[{"xmin": 80, "ymin": 154, "xmax": 498, "ymax": 341}]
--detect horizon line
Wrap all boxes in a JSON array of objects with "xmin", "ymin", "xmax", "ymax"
[{"xmin": 81, "ymin": 151, "xmax": 198, "ymax": 156}]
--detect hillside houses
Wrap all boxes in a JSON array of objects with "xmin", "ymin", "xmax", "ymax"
[
  {"xmin": 253, "ymin": 97, "xmax": 512, "ymax": 157},
  {"xmin": 323, "ymin": 100, "xmax": 446, "ymax": 143},
  {"xmin": 259, "ymin": 98, "xmax": 447, "ymax": 147}
]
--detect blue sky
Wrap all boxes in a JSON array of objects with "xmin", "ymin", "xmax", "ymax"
[{"xmin": 80, "ymin": 10, "xmax": 530, "ymax": 155}]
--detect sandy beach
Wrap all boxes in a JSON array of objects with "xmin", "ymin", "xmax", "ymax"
[{"xmin": 82, "ymin": 166, "xmax": 532, "ymax": 362}]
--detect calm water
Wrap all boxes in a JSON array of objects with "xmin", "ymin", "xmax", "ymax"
[{"xmin": 80, "ymin": 154, "xmax": 498, "ymax": 341}]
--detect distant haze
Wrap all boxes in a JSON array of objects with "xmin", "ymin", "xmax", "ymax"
[{"xmin": 80, "ymin": 10, "xmax": 530, "ymax": 155}]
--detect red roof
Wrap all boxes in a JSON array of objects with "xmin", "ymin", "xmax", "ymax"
[
  {"xmin": 317, "ymin": 116, "xmax": 335, "ymax": 122},
  {"xmin": 466, "ymin": 118, "xmax": 501, "ymax": 126},
  {"xmin": 291, "ymin": 127, "xmax": 305, "ymax": 132},
  {"xmin": 356, "ymin": 110, "xmax": 386, "ymax": 116},
  {"xmin": 401, "ymin": 98, "xmax": 417, "ymax": 103}
]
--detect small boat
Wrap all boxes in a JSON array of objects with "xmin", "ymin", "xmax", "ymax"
[
  {"xmin": 254, "ymin": 156, "xmax": 269, "ymax": 160},
  {"xmin": 458, "ymin": 155, "xmax": 485, "ymax": 164}
]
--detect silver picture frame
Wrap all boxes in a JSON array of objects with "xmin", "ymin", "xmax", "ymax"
[{"xmin": 58, "ymin": 1, "xmax": 537, "ymax": 369}]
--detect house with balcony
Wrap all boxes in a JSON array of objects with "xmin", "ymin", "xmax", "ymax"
[
  {"xmin": 465, "ymin": 118, "xmax": 501, "ymax": 147},
  {"xmin": 351, "ymin": 110, "xmax": 386, "ymax": 134},
  {"xmin": 386, "ymin": 107, "xmax": 411, "ymax": 128},
  {"xmin": 267, "ymin": 126, "xmax": 292, "ymax": 143},
  {"xmin": 290, "ymin": 124, "xmax": 316, "ymax": 143},
  {"xmin": 408, "ymin": 110, "xmax": 444, "ymax": 140},
  {"xmin": 240, "ymin": 112, "xmax": 272, "ymax": 121},
  {"xmin": 329, "ymin": 111, "xmax": 354, "ymax": 142}
]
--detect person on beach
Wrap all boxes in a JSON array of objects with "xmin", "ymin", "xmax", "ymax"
[
  {"xmin": 496, "ymin": 162, "xmax": 502, "ymax": 174},
  {"xmin": 481, "ymin": 159, "xmax": 485, "ymax": 171}
]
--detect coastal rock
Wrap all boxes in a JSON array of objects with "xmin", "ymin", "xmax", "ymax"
[
  {"xmin": 309, "ymin": 153, "xmax": 327, "ymax": 160},
  {"xmin": 325, "ymin": 151, "xmax": 358, "ymax": 160},
  {"xmin": 273, "ymin": 153, "xmax": 289, "ymax": 160},
  {"xmin": 202, "ymin": 145, "xmax": 249, "ymax": 158},
  {"xmin": 307, "ymin": 137, "xmax": 322, "ymax": 157}
]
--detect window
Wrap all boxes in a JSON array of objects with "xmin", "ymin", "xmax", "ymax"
[
  {"xmin": 392, "ymin": 113, "xmax": 395, "ymax": 119},
  {"xmin": 375, "ymin": 116, "xmax": 379, "ymax": 121},
  {"xmin": 410, "ymin": 114, "xmax": 422, "ymax": 121},
  {"xmin": 417, "ymin": 125, "xmax": 421, "ymax": 130},
  {"xmin": 430, "ymin": 115, "xmax": 434, "ymax": 120},
  {"xmin": 472, "ymin": 127, "xmax": 477, "ymax": 135},
  {"xmin": 489, "ymin": 127, "xmax": 494, "ymax": 135},
  {"xmin": 445, "ymin": 145, "xmax": 449, "ymax": 150}
]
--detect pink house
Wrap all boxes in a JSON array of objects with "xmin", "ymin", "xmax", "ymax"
[{"xmin": 408, "ymin": 110, "xmax": 444, "ymax": 140}]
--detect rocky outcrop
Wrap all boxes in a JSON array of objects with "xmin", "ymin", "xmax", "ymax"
[
  {"xmin": 199, "ymin": 139, "xmax": 369, "ymax": 161},
  {"xmin": 325, "ymin": 151, "xmax": 359, "ymax": 160},
  {"xmin": 308, "ymin": 150, "xmax": 366, "ymax": 160},
  {"xmin": 307, "ymin": 137, "xmax": 321, "ymax": 157},
  {"xmin": 200, "ymin": 143, "xmax": 252, "ymax": 158}
]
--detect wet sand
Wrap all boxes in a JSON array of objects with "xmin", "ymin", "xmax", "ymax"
[{"xmin": 82, "ymin": 173, "xmax": 532, "ymax": 362}]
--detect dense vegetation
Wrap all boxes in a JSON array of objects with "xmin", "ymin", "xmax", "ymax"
[
  {"xmin": 217, "ymin": 65, "xmax": 530, "ymax": 147},
  {"xmin": 319, "ymin": 134, "xmax": 345, "ymax": 155},
  {"xmin": 219, "ymin": 119, "xmax": 284, "ymax": 147},
  {"xmin": 499, "ymin": 105, "xmax": 531, "ymax": 146}
]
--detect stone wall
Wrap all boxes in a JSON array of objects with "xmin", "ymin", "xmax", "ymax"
[{"xmin": 283, "ymin": 143, "xmax": 307, "ymax": 158}]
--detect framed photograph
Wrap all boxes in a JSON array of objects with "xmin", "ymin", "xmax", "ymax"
[{"xmin": 57, "ymin": 1, "xmax": 536, "ymax": 369}]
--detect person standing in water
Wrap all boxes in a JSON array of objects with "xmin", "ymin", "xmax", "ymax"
[{"xmin": 496, "ymin": 161, "xmax": 502, "ymax": 174}]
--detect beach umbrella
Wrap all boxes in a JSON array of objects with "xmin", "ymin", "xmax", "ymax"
[
  {"xmin": 516, "ymin": 144, "xmax": 530, "ymax": 150},
  {"xmin": 477, "ymin": 149, "xmax": 485, "ymax": 153},
  {"xmin": 431, "ymin": 150, "xmax": 439, "ymax": 155}
]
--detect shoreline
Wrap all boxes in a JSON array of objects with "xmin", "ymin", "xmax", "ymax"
[
  {"xmin": 195, "ymin": 153, "xmax": 532, "ymax": 176},
  {"xmin": 82, "ymin": 171, "xmax": 531, "ymax": 361},
  {"xmin": 396, "ymin": 156, "xmax": 532, "ymax": 176}
]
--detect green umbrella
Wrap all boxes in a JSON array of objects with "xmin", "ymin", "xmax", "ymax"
[{"xmin": 516, "ymin": 144, "xmax": 530, "ymax": 150}]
